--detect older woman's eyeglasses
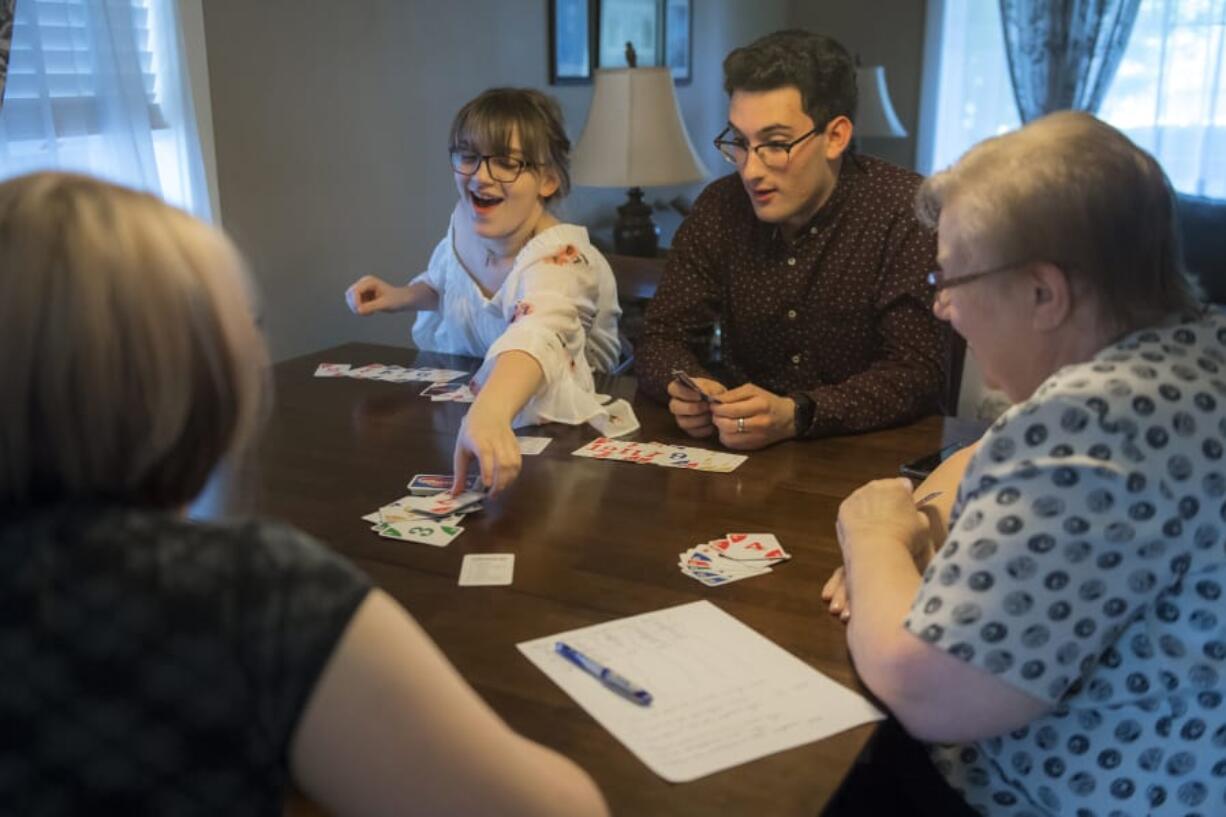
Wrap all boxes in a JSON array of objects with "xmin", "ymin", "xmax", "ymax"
[
  {"xmin": 449, "ymin": 150, "xmax": 532, "ymax": 183},
  {"xmin": 713, "ymin": 125, "xmax": 820, "ymax": 170},
  {"xmin": 927, "ymin": 261, "xmax": 1032, "ymax": 293}
]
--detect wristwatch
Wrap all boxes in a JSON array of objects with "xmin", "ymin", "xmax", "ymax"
[{"xmin": 791, "ymin": 392, "xmax": 816, "ymax": 438}]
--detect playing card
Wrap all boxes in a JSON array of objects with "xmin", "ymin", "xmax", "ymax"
[
  {"xmin": 587, "ymin": 397, "xmax": 641, "ymax": 438},
  {"xmin": 517, "ymin": 436, "xmax": 552, "ymax": 455},
  {"xmin": 408, "ymin": 473, "xmax": 482, "ymax": 495},
  {"xmin": 418, "ymin": 368, "xmax": 470, "ymax": 383},
  {"xmin": 683, "ymin": 545, "xmax": 773, "ymax": 577},
  {"xmin": 381, "ymin": 367, "xmax": 427, "ymax": 383},
  {"xmin": 716, "ymin": 533, "xmax": 791, "ymax": 563},
  {"xmin": 421, "ymin": 381, "xmax": 476, "ymax": 402},
  {"xmin": 378, "ymin": 504, "xmax": 464, "ymax": 528},
  {"xmin": 399, "ymin": 490, "xmax": 485, "ymax": 518},
  {"xmin": 572, "ymin": 438, "xmax": 664, "ymax": 464},
  {"xmin": 369, "ymin": 365, "xmax": 409, "ymax": 382},
  {"xmin": 314, "ymin": 362, "xmax": 351, "ymax": 377},
  {"xmin": 671, "ymin": 369, "xmax": 720, "ymax": 403},
  {"xmin": 458, "ymin": 553, "xmax": 515, "ymax": 586},
  {"xmin": 347, "ymin": 363, "xmax": 390, "ymax": 379},
  {"xmin": 683, "ymin": 565, "xmax": 770, "ymax": 587},
  {"xmin": 375, "ymin": 520, "xmax": 464, "ymax": 547}
]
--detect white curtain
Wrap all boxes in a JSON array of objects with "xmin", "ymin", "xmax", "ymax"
[
  {"xmin": 925, "ymin": 0, "xmax": 1226, "ymax": 200},
  {"xmin": 0, "ymin": 0, "xmax": 210, "ymax": 219},
  {"xmin": 1098, "ymin": 0, "xmax": 1226, "ymax": 199}
]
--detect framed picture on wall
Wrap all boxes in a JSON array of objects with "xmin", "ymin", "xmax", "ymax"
[
  {"xmin": 663, "ymin": 0, "xmax": 691, "ymax": 82},
  {"xmin": 548, "ymin": 0, "xmax": 691, "ymax": 85},
  {"xmin": 549, "ymin": 0, "xmax": 595, "ymax": 84}
]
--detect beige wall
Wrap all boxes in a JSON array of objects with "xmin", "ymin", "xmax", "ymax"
[
  {"xmin": 789, "ymin": 0, "xmax": 928, "ymax": 169},
  {"xmin": 203, "ymin": 0, "xmax": 791, "ymax": 361}
]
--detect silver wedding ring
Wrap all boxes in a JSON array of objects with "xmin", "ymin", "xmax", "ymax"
[{"xmin": 736, "ymin": 417, "xmax": 746, "ymax": 433}]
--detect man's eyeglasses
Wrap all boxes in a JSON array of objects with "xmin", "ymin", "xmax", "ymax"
[
  {"xmin": 449, "ymin": 150, "xmax": 532, "ymax": 183},
  {"xmin": 713, "ymin": 125, "xmax": 820, "ymax": 170}
]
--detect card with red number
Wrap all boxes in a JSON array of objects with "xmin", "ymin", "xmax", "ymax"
[
  {"xmin": 399, "ymin": 490, "xmax": 485, "ymax": 518},
  {"xmin": 712, "ymin": 533, "xmax": 791, "ymax": 564},
  {"xmin": 678, "ymin": 534, "xmax": 789, "ymax": 586}
]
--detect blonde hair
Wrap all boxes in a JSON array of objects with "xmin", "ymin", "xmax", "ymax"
[
  {"xmin": 917, "ymin": 111, "xmax": 1200, "ymax": 329},
  {"xmin": 0, "ymin": 172, "xmax": 268, "ymax": 509}
]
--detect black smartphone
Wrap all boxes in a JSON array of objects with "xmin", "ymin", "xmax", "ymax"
[{"xmin": 900, "ymin": 441, "xmax": 967, "ymax": 482}]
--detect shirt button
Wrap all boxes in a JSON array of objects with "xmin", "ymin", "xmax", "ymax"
[
  {"xmin": 787, "ymin": 309, "xmax": 797, "ymax": 319},
  {"xmin": 787, "ymin": 257, "xmax": 797, "ymax": 266},
  {"xmin": 791, "ymin": 354, "xmax": 801, "ymax": 365}
]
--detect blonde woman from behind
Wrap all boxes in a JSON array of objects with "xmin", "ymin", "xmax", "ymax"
[{"xmin": 0, "ymin": 172, "xmax": 608, "ymax": 817}]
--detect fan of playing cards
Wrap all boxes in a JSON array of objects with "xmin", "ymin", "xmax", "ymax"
[
  {"xmin": 573, "ymin": 437, "xmax": 746, "ymax": 473},
  {"xmin": 679, "ymin": 533, "xmax": 791, "ymax": 586},
  {"xmin": 315, "ymin": 361, "xmax": 471, "ymax": 384}
]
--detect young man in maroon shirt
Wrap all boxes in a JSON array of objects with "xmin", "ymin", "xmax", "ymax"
[{"xmin": 638, "ymin": 30, "xmax": 946, "ymax": 450}]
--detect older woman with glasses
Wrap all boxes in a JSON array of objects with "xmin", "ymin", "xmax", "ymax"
[
  {"xmin": 345, "ymin": 87, "xmax": 631, "ymax": 496},
  {"xmin": 821, "ymin": 111, "xmax": 1225, "ymax": 816}
]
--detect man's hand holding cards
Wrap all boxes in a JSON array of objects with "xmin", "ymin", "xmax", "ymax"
[{"xmin": 667, "ymin": 370, "xmax": 727, "ymax": 440}]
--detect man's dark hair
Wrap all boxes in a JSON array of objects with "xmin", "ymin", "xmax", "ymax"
[{"xmin": 723, "ymin": 30, "xmax": 857, "ymax": 129}]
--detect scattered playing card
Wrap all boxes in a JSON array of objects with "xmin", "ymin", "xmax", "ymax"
[
  {"xmin": 375, "ymin": 520, "xmax": 464, "ymax": 547},
  {"xmin": 587, "ymin": 397, "xmax": 641, "ymax": 438},
  {"xmin": 378, "ymin": 504, "xmax": 464, "ymax": 528},
  {"xmin": 572, "ymin": 438, "xmax": 746, "ymax": 473},
  {"xmin": 347, "ymin": 363, "xmax": 391, "ymax": 379},
  {"xmin": 362, "ymin": 491, "xmax": 479, "ymax": 546},
  {"xmin": 421, "ymin": 381, "xmax": 477, "ymax": 403},
  {"xmin": 399, "ymin": 490, "xmax": 485, "ymax": 518},
  {"xmin": 416, "ymin": 368, "xmax": 469, "ymax": 383},
  {"xmin": 459, "ymin": 553, "xmax": 515, "ymax": 586},
  {"xmin": 408, "ymin": 473, "xmax": 482, "ymax": 495},
  {"xmin": 314, "ymin": 362, "xmax": 352, "ymax": 377},
  {"xmin": 517, "ymin": 436, "xmax": 552, "ymax": 455}
]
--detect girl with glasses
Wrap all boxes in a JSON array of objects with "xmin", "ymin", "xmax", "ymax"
[{"xmin": 345, "ymin": 87, "xmax": 632, "ymax": 495}]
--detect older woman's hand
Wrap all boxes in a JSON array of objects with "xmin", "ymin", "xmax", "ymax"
[
  {"xmin": 836, "ymin": 477, "xmax": 932, "ymax": 562},
  {"xmin": 820, "ymin": 566, "xmax": 851, "ymax": 623}
]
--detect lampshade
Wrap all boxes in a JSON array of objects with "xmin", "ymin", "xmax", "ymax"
[
  {"xmin": 570, "ymin": 67, "xmax": 710, "ymax": 188},
  {"xmin": 855, "ymin": 65, "xmax": 907, "ymax": 138}
]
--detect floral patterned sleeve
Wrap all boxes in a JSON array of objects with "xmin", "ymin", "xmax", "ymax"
[{"xmin": 486, "ymin": 242, "xmax": 600, "ymax": 385}]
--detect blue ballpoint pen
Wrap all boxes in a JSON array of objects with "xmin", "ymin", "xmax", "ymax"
[{"xmin": 555, "ymin": 641, "xmax": 653, "ymax": 706}]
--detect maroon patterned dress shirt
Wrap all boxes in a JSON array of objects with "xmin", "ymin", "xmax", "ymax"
[{"xmin": 638, "ymin": 152, "xmax": 947, "ymax": 437}]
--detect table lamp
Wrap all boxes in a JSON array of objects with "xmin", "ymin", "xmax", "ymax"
[
  {"xmin": 570, "ymin": 63, "xmax": 709, "ymax": 257},
  {"xmin": 855, "ymin": 65, "xmax": 907, "ymax": 138}
]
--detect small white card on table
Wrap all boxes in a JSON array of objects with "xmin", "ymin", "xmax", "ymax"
[{"xmin": 458, "ymin": 553, "xmax": 515, "ymax": 586}]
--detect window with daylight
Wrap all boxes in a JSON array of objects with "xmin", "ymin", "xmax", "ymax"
[
  {"xmin": 0, "ymin": 0, "xmax": 210, "ymax": 218},
  {"xmin": 925, "ymin": 0, "xmax": 1226, "ymax": 200}
]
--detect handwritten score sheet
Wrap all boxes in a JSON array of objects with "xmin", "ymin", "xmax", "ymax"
[{"xmin": 517, "ymin": 600, "xmax": 884, "ymax": 782}]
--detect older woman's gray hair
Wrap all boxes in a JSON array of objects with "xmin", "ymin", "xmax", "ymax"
[
  {"xmin": 917, "ymin": 110, "xmax": 1201, "ymax": 333},
  {"xmin": 0, "ymin": 172, "xmax": 268, "ymax": 509}
]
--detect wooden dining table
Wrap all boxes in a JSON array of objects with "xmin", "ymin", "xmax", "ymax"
[{"xmin": 201, "ymin": 342, "xmax": 984, "ymax": 817}]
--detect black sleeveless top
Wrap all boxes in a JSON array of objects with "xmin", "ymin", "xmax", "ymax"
[{"xmin": 0, "ymin": 507, "xmax": 371, "ymax": 815}]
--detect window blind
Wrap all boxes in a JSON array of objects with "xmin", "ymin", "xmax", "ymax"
[{"xmin": 3, "ymin": 0, "xmax": 163, "ymax": 141}]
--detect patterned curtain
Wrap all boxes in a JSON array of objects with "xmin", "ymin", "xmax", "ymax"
[
  {"xmin": 0, "ymin": 0, "xmax": 14, "ymax": 112},
  {"xmin": 999, "ymin": 0, "xmax": 1142, "ymax": 122}
]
